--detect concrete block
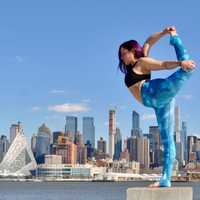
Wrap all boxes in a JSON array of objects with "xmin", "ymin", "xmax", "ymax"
[{"xmin": 127, "ymin": 187, "xmax": 193, "ymax": 200}]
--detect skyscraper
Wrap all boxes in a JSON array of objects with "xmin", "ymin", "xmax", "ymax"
[
  {"xmin": 65, "ymin": 116, "xmax": 78, "ymax": 142},
  {"xmin": 10, "ymin": 121, "xmax": 23, "ymax": 144},
  {"xmin": 149, "ymin": 126, "xmax": 162, "ymax": 166},
  {"xmin": 137, "ymin": 136, "xmax": 150, "ymax": 169},
  {"xmin": 195, "ymin": 138, "xmax": 200, "ymax": 162},
  {"xmin": 175, "ymin": 105, "xmax": 181, "ymax": 143},
  {"xmin": 35, "ymin": 123, "xmax": 51, "ymax": 164},
  {"xmin": 187, "ymin": 136, "xmax": 197, "ymax": 162},
  {"xmin": 97, "ymin": 137, "xmax": 107, "ymax": 154},
  {"xmin": 127, "ymin": 136, "xmax": 137, "ymax": 161},
  {"xmin": 143, "ymin": 137, "xmax": 150, "ymax": 169},
  {"xmin": 123, "ymin": 137, "xmax": 128, "ymax": 151},
  {"xmin": 31, "ymin": 133, "xmax": 37, "ymax": 157},
  {"xmin": 181, "ymin": 121, "xmax": 188, "ymax": 163},
  {"xmin": 0, "ymin": 135, "xmax": 9, "ymax": 162},
  {"xmin": 52, "ymin": 131, "xmax": 64, "ymax": 144},
  {"xmin": 82, "ymin": 117, "xmax": 95, "ymax": 148},
  {"xmin": 131, "ymin": 110, "xmax": 141, "ymax": 137},
  {"xmin": 51, "ymin": 135, "xmax": 77, "ymax": 165},
  {"xmin": 174, "ymin": 105, "xmax": 184, "ymax": 166},
  {"xmin": 114, "ymin": 127, "xmax": 122, "ymax": 160},
  {"xmin": 109, "ymin": 109, "xmax": 116, "ymax": 159},
  {"xmin": 75, "ymin": 131, "xmax": 87, "ymax": 164}
]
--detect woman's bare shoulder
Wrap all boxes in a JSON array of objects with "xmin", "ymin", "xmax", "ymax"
[
  {"xmin": 138, "ymin": 56, "xmax": 153, "ymax": 63},
  {"xmin": 137, "ymin": 57, "xmax": 152, "ymax": 73}
]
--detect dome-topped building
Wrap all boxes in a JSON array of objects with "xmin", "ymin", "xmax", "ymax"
[
  {"xmin": 36, "ymin": 123, "xmax": 52, "ymax": 164},
  {"xmin": 38, "ymin": 123, "xmax": 51, "ymax": 136}
]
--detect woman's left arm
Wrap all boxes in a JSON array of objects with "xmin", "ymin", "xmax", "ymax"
[{"xmin": 143, "ymin": 26, "xmax": 175, "ymax": 57}]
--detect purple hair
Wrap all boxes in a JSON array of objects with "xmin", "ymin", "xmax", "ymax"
[{"xmin": 118, "ymin": 40, "xmax": 144, "ymax": 74}]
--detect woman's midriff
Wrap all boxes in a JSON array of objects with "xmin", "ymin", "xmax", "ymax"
[{"xmin": 128, "ymin": 80, "xmax": 146, "ymax": 104}]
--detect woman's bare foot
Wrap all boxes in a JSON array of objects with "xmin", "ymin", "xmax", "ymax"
[
  {"xmin": 168, "ymin": 26, "xmax": 177, "ymax": 36},
  {"xmin": 148, "ymin": 181, "xmax": 160, "ymax": 188},
  {"xmin": 163, "ymin": 26, "xmax": 177, "ymax": 36}
]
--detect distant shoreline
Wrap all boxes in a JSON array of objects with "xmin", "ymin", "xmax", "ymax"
[{"xmin": 0, "ymin": 178, "xmax": 194, "ymax": 183}]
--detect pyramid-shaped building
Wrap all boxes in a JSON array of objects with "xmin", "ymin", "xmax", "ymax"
[{"xmin": 0, "ymin": 133, "xmax": 37, "ymax": 176}]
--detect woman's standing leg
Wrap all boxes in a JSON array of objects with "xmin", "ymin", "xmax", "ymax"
[{"xmin": 154, "ymin": 99, "xmax": 176, "ymax": 187}]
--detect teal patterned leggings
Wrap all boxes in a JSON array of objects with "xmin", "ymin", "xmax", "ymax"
[{"xmin": 141, "ymin": 35, "xmax": 195, "ymax": 187}]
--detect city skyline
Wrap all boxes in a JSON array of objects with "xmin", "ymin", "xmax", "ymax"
[
  {"xmin": 0, "ymin": 103, "xmax": 199, "ymax": 147},
  {"xmin": 0, "ymin": 104, "xmax": 196, "ymax": 149},
  {"xmin": 1, "ymin": 105, "xmax": 200, "ymax": 175},
  {"xmin": 0, "ymin": 0, "xmax": 199, "ymax": 142}
]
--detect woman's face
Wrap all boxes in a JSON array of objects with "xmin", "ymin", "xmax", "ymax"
[{"xmin": 120, "ymin": 47, "xmax": 135, "ymax": 65}]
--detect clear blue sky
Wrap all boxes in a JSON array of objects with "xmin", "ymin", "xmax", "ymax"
[{"xmin": 0, "ymin": 0, "xmax": 199, "ymax": 143}]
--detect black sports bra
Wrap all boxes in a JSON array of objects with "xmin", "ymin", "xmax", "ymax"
[{"xmin": 124, "ymin": 61, "xmax": 151, "ymax": 88}]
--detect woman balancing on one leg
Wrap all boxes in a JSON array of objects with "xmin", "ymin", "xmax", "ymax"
[{"xmin": 118, "ymin": 26, "xmax": 196, "ymax": 187}]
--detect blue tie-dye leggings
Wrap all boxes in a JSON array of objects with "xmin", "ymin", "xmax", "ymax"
[{"xmin": 141, "ymin": 35, "xmax": 195, "ymax": 187}]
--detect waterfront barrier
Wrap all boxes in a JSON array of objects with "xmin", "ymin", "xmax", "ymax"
[{"xmin": 127, "ymin": 187, "xmax": 193, "ymax": 200}]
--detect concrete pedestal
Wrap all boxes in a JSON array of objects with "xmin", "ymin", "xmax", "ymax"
[{"xmin": 127, "ymin": 187, "xmax": 193, "ymax": 200}]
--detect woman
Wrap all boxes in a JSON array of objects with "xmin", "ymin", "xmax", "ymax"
[{"xmin": 118, "ymin": 26, "xmax": 196, "ymax": 187}]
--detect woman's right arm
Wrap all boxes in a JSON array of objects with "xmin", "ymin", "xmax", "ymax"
[
  {"xmin": 138, "ymin": 57, "xmax": 196, "ymax": 71},
  {"xmin": 143, "ymin": 26, "xmax": 176, "ymax": 57},
  {"xmin": 143, "ymin": 31, "xmax": 166, "ymax": 57}
]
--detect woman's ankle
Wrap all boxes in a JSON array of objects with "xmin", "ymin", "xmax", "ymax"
[
  {"xmin": 170, "ymin": 32, "xmax": 178, "ymax": 36},
  {"xmin": 159, "ymin": 178, "xmax": 171, "ymax": 187}
]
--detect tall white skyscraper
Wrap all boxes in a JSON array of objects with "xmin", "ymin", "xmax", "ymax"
[
  {"xmin": 10, "ymin": 121, "xmax": 23, "ymax": 144},
  {"xmin": 175, "ymin": 105, "xmax": 181, "ymax": 143},
  {"xmin": 109, "ymin": 109, "xmax": 116, "ymax": 159},
  {"xmin": 181, "ymin": 121, "xmax": 188, "ymax": 163},
  {"xmin": 174, "ymin": 105, "xmax": 184, "ymax": 165}
]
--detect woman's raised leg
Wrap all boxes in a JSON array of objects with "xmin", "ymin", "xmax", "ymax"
[
  {"xmin": 151, "ymin": 35, "xmax": 196, "ymax": 106},
  {"xmin": 166, "ymin": 35, "xmax": 195, "ymax": 96}
]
